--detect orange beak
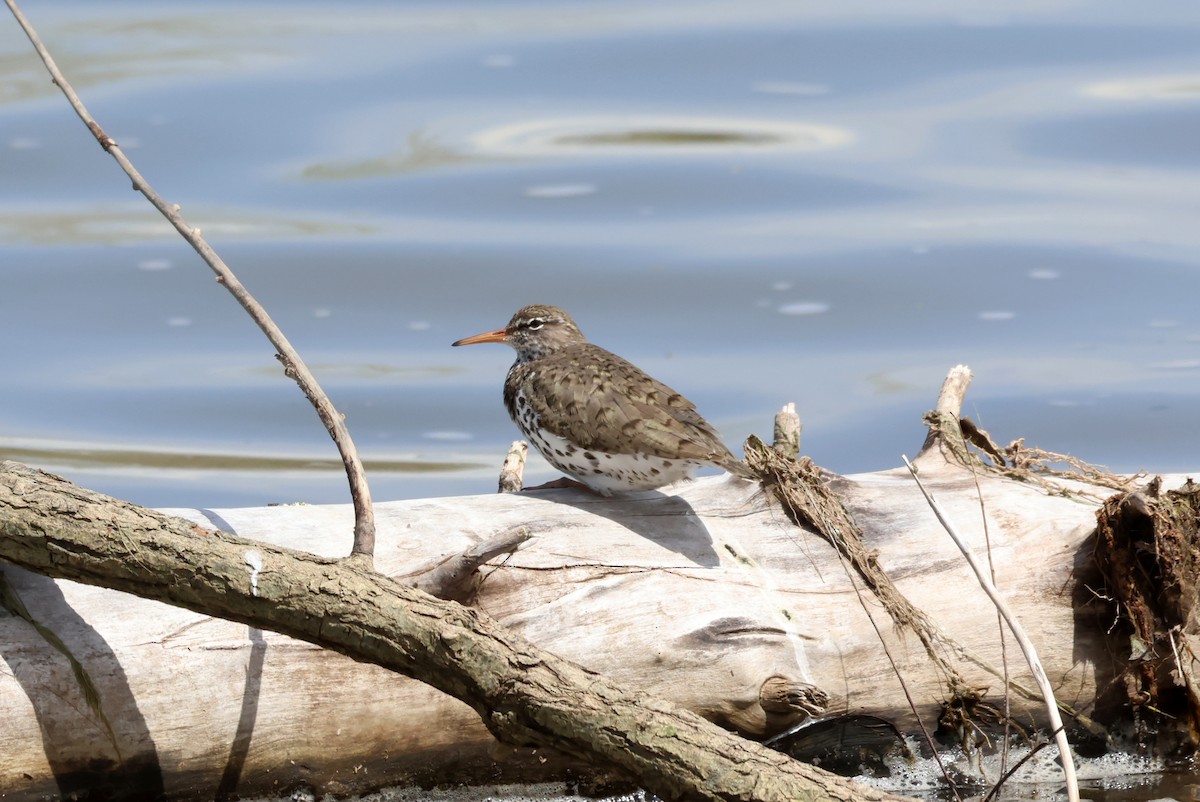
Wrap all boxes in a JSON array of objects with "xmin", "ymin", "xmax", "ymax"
[{"xmin": 452, "ymin": 327, "xmax": 508, "ymax": 347}]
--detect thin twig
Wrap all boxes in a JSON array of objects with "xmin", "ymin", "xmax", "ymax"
[
  {"xmin": 979, "ymin": 482, "xmax": 1008, "ymax": 777},
  {"xmin": 966, "ymin": 449, "xmax": 1014, "ymax": 777},
  {"xmin": 979, "ymin": 725, "xmax": 1063, "ymax": 802},
  {"xmin": 5, "ymin": 0, "xmax": 376, "ymax": 563},
  {"xmin": 903, "ymin": 455, "xmax": 1080, "ymax": 802}
]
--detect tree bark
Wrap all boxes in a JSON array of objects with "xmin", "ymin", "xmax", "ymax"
[{"xmin": 0, "ymin": 460, "xmax": 906, "ymax": 802}]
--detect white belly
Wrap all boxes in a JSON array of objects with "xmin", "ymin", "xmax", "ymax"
[{"xmin": 523, "ymin": 426, "xmax": 701, "ymax": 496}]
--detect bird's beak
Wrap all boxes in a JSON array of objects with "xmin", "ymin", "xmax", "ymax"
[{"xmin": 452, "ymin": 327, "xmax": 507, "ymax": 347}]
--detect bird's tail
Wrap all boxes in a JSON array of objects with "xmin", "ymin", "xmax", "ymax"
[{"xmin": 720, "ymin": 455, "xmax": 758, "ymax": 481}]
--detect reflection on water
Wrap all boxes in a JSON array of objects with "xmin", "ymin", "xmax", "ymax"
[
  {"xmin": 301, "ymin": 130, "xmax": 483, "ymax": 181},
  {"xmin": 854, "ymin": 741, "xmax": 1168, "ymax": 801},
  {"xmin": 229, "ymin": 749, "xmax": 1198, "ymax": 802},
  {"xmin": 1083, "ymin": 74, "xmax": 1200, "ymax": 100},
  {"xmin": 0, "ymin": 439, "xmax": 476, "ymax": 474},
  {"xmin": 472, "ymin": 115, "xmax": 852, "ymax": 155},
  {"xmin": 0, "ymin": 205, "xmax": 375, "ymax": 245},
  {"xmin": 303, "ymin": 115, "xmax": 852, "ymax": 181}
]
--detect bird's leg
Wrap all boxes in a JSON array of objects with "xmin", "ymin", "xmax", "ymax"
[{"xmin": 522, "ymin": 477, "xmax": 603, "ymax": 495}]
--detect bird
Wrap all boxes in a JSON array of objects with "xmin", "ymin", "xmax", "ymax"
[{"xmin": 452, "ymin": 304, "xmax": 755, "ymax": 495}]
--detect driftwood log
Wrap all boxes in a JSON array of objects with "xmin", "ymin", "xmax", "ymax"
[
  {"xmin": 1, "ymin": 368, "xmax": 1197, "ymax": 800},
  {"xmin": 0, "ymin": 460, "xmax": 906, "ymax": 802}
]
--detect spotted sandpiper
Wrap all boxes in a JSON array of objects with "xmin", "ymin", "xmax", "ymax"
[{"xmin": 453, "ymin": 304, "xmax": 754, "ymax": 495}]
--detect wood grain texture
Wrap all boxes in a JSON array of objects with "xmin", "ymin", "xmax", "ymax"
[
  {"xmin": 0, "ymin": 448, "xmax": 1170, "ymax": 799},
  {"xmin": 0, "ymin": 461, "xmax": 902, "ymax": 802}
]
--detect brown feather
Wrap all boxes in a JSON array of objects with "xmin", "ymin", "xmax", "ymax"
[
  {"xmin": 508, "ymin": 342, "xmax": 747, "ymax": 470},
  {"xmin": 474, "ymin": 304, "xmax": 754, "ymax": 488}
]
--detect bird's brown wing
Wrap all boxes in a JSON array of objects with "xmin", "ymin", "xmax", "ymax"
[{"xmin": 521, "ymin": 343, "xmax": 744, "ymax": 469}]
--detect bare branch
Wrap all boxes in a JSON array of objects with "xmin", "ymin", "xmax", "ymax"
[
  {"xmin": 406, "ymin": 526, "xmax": 532, "ymax": 602},
  {"xmin": 4, "ymin": 0, "xmax": 376, "ymax": 562}
]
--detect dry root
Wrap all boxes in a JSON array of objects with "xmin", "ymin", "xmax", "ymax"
[{"xmin": 1093, "ymin": 478, "xmax": 1200, "ymax": 749}]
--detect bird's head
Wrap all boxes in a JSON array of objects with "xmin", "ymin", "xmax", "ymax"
[{"xmin": 452, "ymin": 304, "xmax": 586, "ymax": 361}]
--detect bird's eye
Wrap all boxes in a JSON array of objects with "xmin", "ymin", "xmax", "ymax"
[{"xmin": 526, "ymin": 318, "xmax": 544, "ymax": 331}]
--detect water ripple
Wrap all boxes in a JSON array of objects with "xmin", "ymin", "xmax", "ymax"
[{"xmin": 471, "ymin": 115, "xmax": 854, "ymax": 157}]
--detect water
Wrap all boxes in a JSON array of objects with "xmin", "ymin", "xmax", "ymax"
[
  {"xmin": 247, "ymin": 747, "xmax": 1192, "ymax": 802},
  {"xmin": 3, "ymin": 3, "xmax": 1200, "ymax": 796},
  {"xmin": 3, "ymin": 1, "xmax": 1200, "ymax": 510}
]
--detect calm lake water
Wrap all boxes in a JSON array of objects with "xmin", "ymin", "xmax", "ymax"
[
  {"xmin": 2, "ymin": 4, "xmax": 1200, "ymax": 796},
  {"xmin": 2, "ymin": 1, "xmax": 1200, "ymax": 510},
  {"xmin": 2, "ymin": 1, "xmax": 1200, "ymax": 506}
]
